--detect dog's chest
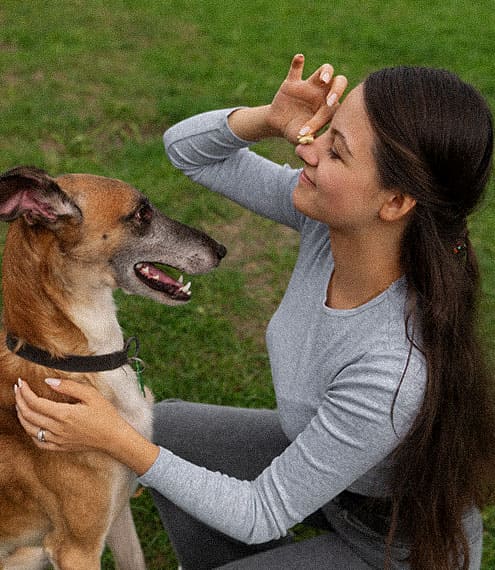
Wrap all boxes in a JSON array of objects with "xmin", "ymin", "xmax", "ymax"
[
  {"xmin": 98, "ymin": 367, "xmax": 153, "ymax": 440},
  {"xmin": 68, "ymin": 296, "xmax": 153, "ymax": 437}
]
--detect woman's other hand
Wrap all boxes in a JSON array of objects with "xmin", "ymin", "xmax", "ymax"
[
  {"xmin": 14, "ymin": 378, "xmax": 159, "ymax": 475},
  {"xmin": 14, "ymin": 378, "xmax": 124, "ymax": 452}
]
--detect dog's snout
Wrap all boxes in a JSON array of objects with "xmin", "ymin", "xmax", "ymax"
[{"xmin": 215, "ymin": 243, "xmax": 227, "ymax": 260}]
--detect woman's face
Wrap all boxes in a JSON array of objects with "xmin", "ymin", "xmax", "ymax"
[{"xmin": 293, "ymin": 84, "xmax": 390, "ymax": 233}]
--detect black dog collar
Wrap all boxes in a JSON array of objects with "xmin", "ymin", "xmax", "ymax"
[{"xmin": 5, "ymin": 333, "xmax": 140, "ymax": 373}]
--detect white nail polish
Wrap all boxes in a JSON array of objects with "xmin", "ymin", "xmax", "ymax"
[
  {"xmin": 13, "ymin": 384, "xmax": 18, "ymax": 394},
  {"xmin": 45, "ymin": 378, "xmax": 61, "ymax": 387},
  {"xmin": 327, "ymin": 93, "xmax": 338, "ymax": 107},
  {"xmin": 298, "ymin": 125, "xmax": 311, "ymax": 136},
  {"xmin": 321, "ymin": 72, "xmax": 330, "ymax": 84},
  {"xmin": 17, "ymin": 378, "xmax": 23, "ymax": 388}
]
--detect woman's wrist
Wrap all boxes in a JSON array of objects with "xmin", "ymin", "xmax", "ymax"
[
  {"xmin": 100, "ymin": 420, "xmax": 160, "ymax": 476},
  {"xmin": 227, "ymin": 105, "xmax": 280, "ymax": 142}
]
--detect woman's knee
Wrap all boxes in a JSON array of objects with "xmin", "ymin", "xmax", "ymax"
[
  {"xmin": 151, "ymin": 399, "xmax": 247, "ymax": 463},
  {"xmin": 152, "ymin": 399, "xmax": 199, "ymax": 450},
  {"xmin": 151, "ymin": 400, "xmax": 288, "ymax": 475}
]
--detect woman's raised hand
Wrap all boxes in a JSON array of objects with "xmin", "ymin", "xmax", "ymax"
[{"xmin": 267, "ymin": 54, "xmax": 348, "ymax": 144}]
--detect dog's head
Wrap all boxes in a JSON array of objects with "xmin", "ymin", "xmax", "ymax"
[{"xmin": 0, "ymin": 166, "xmax": 226, "ymax": 306}]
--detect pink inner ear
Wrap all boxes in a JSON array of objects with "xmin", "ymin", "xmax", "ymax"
[{"xmin": 0, "ymin": 190, "xmax": 57, "ymax": 221}]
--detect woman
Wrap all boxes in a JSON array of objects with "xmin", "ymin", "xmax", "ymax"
[{"xmin": 15, "ymin": 55, "xmax": 495, "ymax": 569}]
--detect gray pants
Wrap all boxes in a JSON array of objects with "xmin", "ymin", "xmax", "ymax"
[{"xmin": 151, "ymin": 400, "xmax": 483, "ymax": 570}]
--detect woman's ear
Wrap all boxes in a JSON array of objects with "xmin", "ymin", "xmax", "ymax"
[{"xmin": 379, "ymin": 191, "xmax": 416, "ymax": 223}]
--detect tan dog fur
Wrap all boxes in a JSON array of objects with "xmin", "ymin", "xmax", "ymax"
[{"xmin": 0, "ymin": 167, "xmax": 225, "ymax": 569}]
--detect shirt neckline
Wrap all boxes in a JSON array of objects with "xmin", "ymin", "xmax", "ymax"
[{"xmin": 321, "ymin": 275, "xmax": 407, "ymax": 317}]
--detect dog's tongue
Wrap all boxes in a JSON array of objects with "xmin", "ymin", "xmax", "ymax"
[
  {"xmin": 140, "ymin": 262, "xmax": 177, "ymax": 286},
  {"xmin": 135, "ymin": 262, "xmax": 192, "ymax": 298}
]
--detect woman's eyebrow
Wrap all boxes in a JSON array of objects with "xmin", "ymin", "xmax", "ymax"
[{"xmin": 330, "ymin": 128, "xmax": 354, "ymax": 158}]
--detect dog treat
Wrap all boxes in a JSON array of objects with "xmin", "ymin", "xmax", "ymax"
[{"xmin": 297, "ymin": 134, "xmax": 315, "ymax": 145}]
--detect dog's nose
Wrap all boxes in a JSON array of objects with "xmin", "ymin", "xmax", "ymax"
[{"xmin": 216, "ymin": 243, "xmax": 227, "ymax": 260}]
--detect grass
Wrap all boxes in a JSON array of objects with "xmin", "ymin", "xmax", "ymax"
[{"xmin": 1, "ymin": 0, "xmax": 494, "ymax": 568}]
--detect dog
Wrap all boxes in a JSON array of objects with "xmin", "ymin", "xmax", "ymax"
[{"xmin": 0, "ymin": 166, "xmax": 226, "ymax": 569}]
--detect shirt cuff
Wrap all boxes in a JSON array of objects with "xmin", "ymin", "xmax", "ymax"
[{"xmin": 137, "ymin": 446, "xmax": 173, "ymax": 487}]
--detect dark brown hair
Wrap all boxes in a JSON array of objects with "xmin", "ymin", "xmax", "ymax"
[{"xmin": 364, "ymin": 67, "xmax": 495, "ymax": 569}]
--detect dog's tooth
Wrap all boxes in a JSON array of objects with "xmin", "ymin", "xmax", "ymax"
[
  {"xmin": 178, "ymin": 275, "xmax": 184, "ymax": 284},
  {"xmin": 178, "ymin": 281, "xmax": 192, "ymax": 295}
]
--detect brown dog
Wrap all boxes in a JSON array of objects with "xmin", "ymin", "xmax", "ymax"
[{"xmin": 0, "ymin": 167, "xmax": 226, "ymax": 569}]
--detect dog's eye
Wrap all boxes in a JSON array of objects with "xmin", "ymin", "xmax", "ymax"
[{"xmin": 134, "ymin": 203, "xmax": 153, "ymax": 224}]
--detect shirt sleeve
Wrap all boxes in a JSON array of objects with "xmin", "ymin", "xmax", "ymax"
[
  {"xmin": 138, "ymin": 350, "xmax": 426, "ymax": 544},
  {"xmin": 163, "ymin": 108, "xmax": 305, "ymax": 231}
]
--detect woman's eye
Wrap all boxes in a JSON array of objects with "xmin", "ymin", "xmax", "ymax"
[{"xmin": 328, "ymin": 148, "xmax": 341, "ymax": 160}]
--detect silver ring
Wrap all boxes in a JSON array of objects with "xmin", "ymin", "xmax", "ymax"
[{"xmin": 37, "ymin": 428, "xmax": 46, "ymax": 443}]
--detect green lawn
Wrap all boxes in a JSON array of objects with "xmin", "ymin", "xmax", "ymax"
[{"xmin": 1, "ymin": 1, "xmax": 494, "ymax": 568}]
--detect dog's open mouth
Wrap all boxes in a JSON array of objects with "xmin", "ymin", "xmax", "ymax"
[{"xmin": 134, "ymin": 262, "xmax": 192, "ymax": 301}]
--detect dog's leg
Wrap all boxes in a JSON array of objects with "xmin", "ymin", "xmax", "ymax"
[
  {"xmin": 47, "ymin": 547, "xmax": 101, "ymax": 570},
  {"xmin": 106, "ymin": 502, "xmax": 146, "ymax": 570},
  {"xmin": 3, "ymin": 547, "xmax": 49, "ymax": 570},
  {"xmin": 43, "ymin": 532, "xmax": 103, "ymax": 570}
]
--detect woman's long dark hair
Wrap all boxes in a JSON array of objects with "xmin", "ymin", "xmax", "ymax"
[{"xmin": 363, "ymin": 67, "xmax": 495, "ymax": 569}]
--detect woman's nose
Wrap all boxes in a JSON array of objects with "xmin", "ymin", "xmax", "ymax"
[{"xmin": 295, "ymin": 139, "xmax": 318, "ymax": 167}]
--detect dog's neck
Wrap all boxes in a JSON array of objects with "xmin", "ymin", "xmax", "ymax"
[
  {"xmin": 2, "ymin": 224, "xmax": 123, "ymax": 357},
  {"xmin": 67, "ymin": 288, "xmax": 124, "ymax": 355}
]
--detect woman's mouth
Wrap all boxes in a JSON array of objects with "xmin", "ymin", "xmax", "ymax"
[{"xmin": 300, "ymin": 170, "xmax": 316, "ymax": 187}]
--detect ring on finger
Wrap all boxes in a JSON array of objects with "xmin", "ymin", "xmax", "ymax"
[{"xmin": 37, "ymin": 428, "xmax": 47, "ymax": 443}]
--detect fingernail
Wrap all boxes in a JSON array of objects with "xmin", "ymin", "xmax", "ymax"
[
  {"xmin": 17, "ymin": 378, "xmax": 23, "ymax": 388},
  {"xmin": 13, "ymin": 384, "xmax": 18, "ymax": 394},
  {"xmin": 321, "ymin": 71, "xmax": 331, "ymax": 84},
  {"xmin": 45, "ymin": 378, "xmax": 61, "ymax": 387},
  {"xmin": 327, "ymin": 93, "xmax": 338, "ymax": 107},
  {"xmin": 298, "ymin": 125, "xmax": 311, "ymax": 136}
]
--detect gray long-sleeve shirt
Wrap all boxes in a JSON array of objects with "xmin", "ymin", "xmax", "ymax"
[{"xmin": 138, "ymin": 109, "xmax": 426, "ymax": 544}]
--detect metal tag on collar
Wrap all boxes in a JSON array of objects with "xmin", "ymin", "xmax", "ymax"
[
  {"xmin": 124, "ymin": 336, "xmax": 140, "ymax": 359},
  {"xmin": 125, "ymin": 337, "xmax": 146, "ymax": 397}
]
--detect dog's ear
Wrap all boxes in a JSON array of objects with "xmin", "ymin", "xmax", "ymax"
[{"xmin": 0, "ymin": 166, "xmax": 81, "ymax": 226}]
